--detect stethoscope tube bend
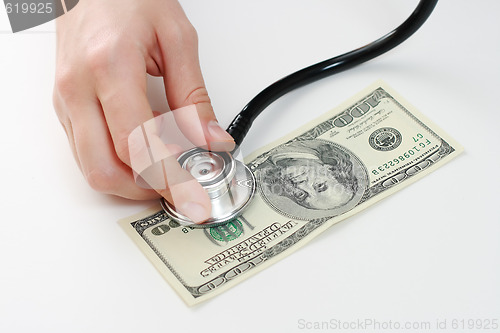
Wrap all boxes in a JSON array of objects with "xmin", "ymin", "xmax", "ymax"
[{"xmin": 226, "ymin": 0, "xmax": 439, "ymax": 146}]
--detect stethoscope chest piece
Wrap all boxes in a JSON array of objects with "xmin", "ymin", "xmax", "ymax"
[{"xmin": 161, "ymin": 148, "xmax": 256, "ymax": 228}]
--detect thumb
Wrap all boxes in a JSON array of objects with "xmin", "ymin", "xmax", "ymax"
[
  {"xmin": 157, "ymin": 21, "xmax": 234, "ymax": 151},
  {"xmin": 170, "ymin": 102, "xmax": 235, "ymax": 153}
]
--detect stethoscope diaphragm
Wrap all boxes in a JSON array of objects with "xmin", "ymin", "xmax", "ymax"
[{"xmin": 161, "ymin": 148, "xmax": 256, "ymax": 228}]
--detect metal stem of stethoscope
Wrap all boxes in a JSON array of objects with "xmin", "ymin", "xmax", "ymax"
[{"xmin": 162, "ymin": 0, "xmax": 439, "ymax": 227}]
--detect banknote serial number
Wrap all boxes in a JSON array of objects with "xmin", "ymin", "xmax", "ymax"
[
  {"xmin": 4, "ymin": 2, "xmax": 54, "ymax": 14},
  {"xmin": 372, "ymin": 133, "xmax": 431, "ymax": 175}
]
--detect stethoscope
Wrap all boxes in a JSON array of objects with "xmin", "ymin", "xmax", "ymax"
[{"xmin": 161, "ymin": 0, "xmax": 439, "ymax": 228}]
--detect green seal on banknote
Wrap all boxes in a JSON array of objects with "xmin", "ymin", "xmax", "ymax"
[{"xmin": 209, "ymin": 219, "xmax": 244, "ymax": 242}]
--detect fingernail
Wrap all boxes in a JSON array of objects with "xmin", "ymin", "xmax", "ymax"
[
  {"xmin": 207, "ymin": 120, "xmax": 234, "ymax": 142},
  {"xmin": 181, "ymin": 201, "xmax": 210, "ymax": 223}
]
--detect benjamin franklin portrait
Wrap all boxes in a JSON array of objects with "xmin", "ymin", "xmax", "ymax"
[{"xmin": 254, "ymin": 140, "xmax": 368, "ymax": 220}]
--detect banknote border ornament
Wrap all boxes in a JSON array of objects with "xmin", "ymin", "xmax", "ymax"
[{"xmin": 130, "ymin": 213, "xmax": 270, "ymax": 299}]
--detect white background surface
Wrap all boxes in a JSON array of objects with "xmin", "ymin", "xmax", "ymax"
[{"xmin": 1, "ymin": 1, "xmax": 499, "ymax": 332}]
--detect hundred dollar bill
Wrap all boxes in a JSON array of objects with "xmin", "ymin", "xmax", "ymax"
[{"xmin": 119, "ymin": 81, "xmax": 463, "ymax": 306}]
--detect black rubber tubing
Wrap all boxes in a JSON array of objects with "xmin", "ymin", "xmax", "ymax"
[{"xmin": 226, "ymin": 0, "xmax": 439, "ymax": 147}]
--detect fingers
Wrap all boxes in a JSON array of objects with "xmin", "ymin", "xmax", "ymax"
[
  {"xmin": 128, "ymin": 125, "xmax": 212, "ymax": 222},
  {"xmin": 93, "ymin": 48, "xmax": 155, "ymax": 167},
  {"xmin": 59, "ymin": 118, "xmax": 82, "ymax": 172},
  {"xmin": 52, "ymin": 0, "xmax": 229, "ymax": 224},
  {"xmin": 70, "ymin": 98, "xmax": 160, "ymax": 200},
  {"xmin": 140, "ymin": 133, "xmax": 212, "ymax": 222},
  {"xmin": 95, "ymin": 48, "xmax": 212, "ymax": 222},
  {"xmin": 53, "ymin": 84, "xmax": 82, "ymax": 171},
  {"xmin": 156, "ymin": 18, "xmax": 235, "ymax": 152},
  {"xmin": 171, "ymin": 104, "xmax": 236, "ymax": 152}
]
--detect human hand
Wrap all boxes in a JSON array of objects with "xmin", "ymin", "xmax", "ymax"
[{"xmin": 53, "ymin": 0, "xmax": 234, "ymax": 222}]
